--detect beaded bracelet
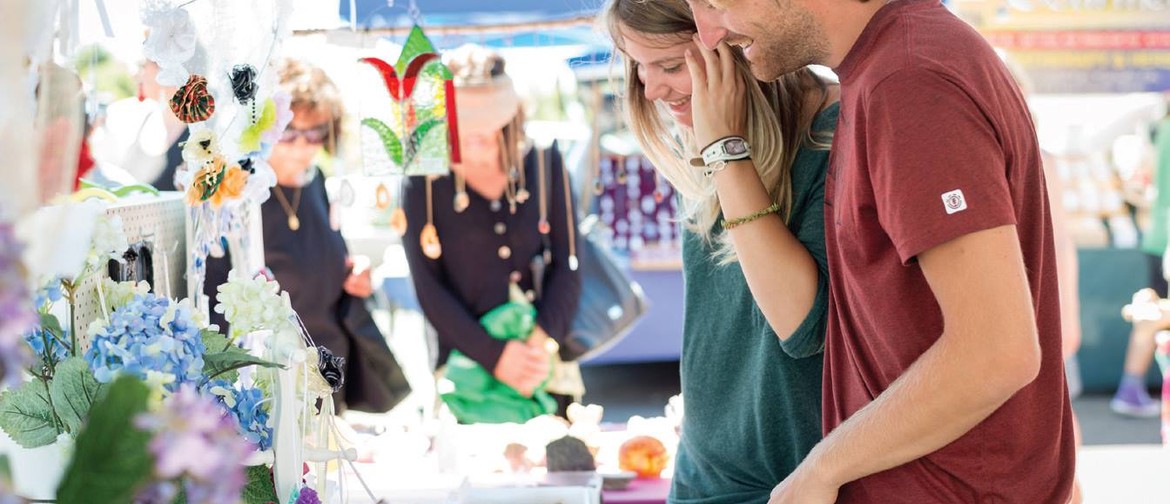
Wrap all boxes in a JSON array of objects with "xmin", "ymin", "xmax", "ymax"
[{"xmin": 722, "ymin": 202, "xmax": 781, "ymax": 230}]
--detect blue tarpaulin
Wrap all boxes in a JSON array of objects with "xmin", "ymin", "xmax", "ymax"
[{"xmin": 340, "ymin": 0, "xmax": 601, "ymax": 29}]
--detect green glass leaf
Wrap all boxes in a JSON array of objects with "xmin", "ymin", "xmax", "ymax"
[
  {"xmin": 403, "ymin": 119, "xmax": 448, "ymax": 174},
  {"xmin": 49, "ymin": 357, "xmax": 109, "ymax": 436},
  {"xmin": 56, "ymin": 376, "xmax": 153, "ymax": 504},
  {"xmin": 396, "ymin": 25, "xmax": 439, "ymax": 74},
  {"xmin": 0, "ymin": 383, "xmax": 58, "ymax": 448},
  {"xmin": 242, "ymin": 464, "xmax": 278, "ymax": 503},
  {"xmin": 421, "ymin": 57, "xmax": 453, "ymax": 80},
  {"xmin": 362, "ymin": 117, "xmax": 405, "ymax": 166}
]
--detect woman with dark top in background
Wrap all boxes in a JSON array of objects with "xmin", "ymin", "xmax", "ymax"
[
  {"xmin": 402, "ymin": 45, "xmax": 583, "ymax": 420},
  {"xmin": 205, "ymin": 59, "xmax": 408, "ymax": 413}
]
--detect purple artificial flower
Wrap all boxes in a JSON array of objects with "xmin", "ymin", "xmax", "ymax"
[
  {"xmin": 134, "ymin": 385, "xmax": 255, "ymax": 504},
  {"xmin": 295, "ymin": 486, "xmax": 321, "ymax": 504},
  {"xmin": 0, "ymin": 221, "xmax": 35, "ymax": 385}
]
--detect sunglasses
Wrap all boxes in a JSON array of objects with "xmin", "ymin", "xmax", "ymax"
[{"xmin": 280, "ymin": 124, "xmax": 330, "ymax": 144}]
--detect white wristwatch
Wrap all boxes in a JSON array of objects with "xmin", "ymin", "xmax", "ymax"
[{"xmin": 690, "ymin": 136, "xmax": 751, "ymax": 176}]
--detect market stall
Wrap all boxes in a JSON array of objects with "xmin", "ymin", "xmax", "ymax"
[{"xmin": 0, "ymin": 0, "xmax": 684, "ymax": 502}]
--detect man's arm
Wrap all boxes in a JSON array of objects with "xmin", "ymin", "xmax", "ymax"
[{"xmin": 771, "ymin": 224, "xmax": 1043, "ymax": 502}]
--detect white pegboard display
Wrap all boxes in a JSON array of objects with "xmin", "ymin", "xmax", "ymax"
[{"xmin": 71, "ymin": 193, "xmax": 187, "ymax": 354}]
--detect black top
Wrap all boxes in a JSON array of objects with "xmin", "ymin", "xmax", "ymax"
[
  {"xmin": 149, "ymin": 128, "xmax": 190, "ymax": 191},
  {"xmin": 403, "ymin": 145, "xmax": 582, "ymax": 372},
  {"xmin": 204, "ymin": 167, "xmax": 409, "ymax": 412},
  {"xmin": 204, "ymin": 168, "xmax": 348, "ymax": 360}
]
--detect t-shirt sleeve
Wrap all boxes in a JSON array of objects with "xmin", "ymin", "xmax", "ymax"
[
  {"xmin": 769, "ymin": 146, "xmax": 831, "ymax": 359},
  {"xmin": 866, "ymin": 68, "xmax": 1017, "ymax": 264}
]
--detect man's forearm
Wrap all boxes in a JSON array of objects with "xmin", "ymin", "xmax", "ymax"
[{"xmin": 805, "ymin": 330, "xmax": 1037, "ymax": 487}]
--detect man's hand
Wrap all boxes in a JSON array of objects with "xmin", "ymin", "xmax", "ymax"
[{"xmin": 768, "ymin": 462, "xmax": 839, "ymax": 504}]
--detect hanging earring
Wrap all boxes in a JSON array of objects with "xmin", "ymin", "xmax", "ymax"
[
  {"xmin": 501, "ymin": 132, "xmax": 519, "ymax": 214},
  {"xmin": 376, "ymin": 182, "xmax": 391, "ymax": 210},
  {"xmin": 390, "ymin": 180, "xmax": 408, "ymax": 236},
  {"xmin": 653, "ymin": 163, "xmax": 666, "ymax": 204},
  {"xmin": 592, "ymin": 156, "xmax": 607, "ymax": 196},
  {"xmin": 421, "ymin": 176, "xmax": 442, "ymax": 259},
  {"xmin": 615, "ymin": 155, "xmax": 629, "ymax": 185},
  {"xmin": 537, "ymin": 147, "xmax": 550, "ymax": 235},
  {"xmin": 339, "ymin": 178, "xmax": 356, "ymax": 207},
  {"xmin": 511, "ymin": 115, "xmax": 529, "ymax": 206},
  {"xmin": 453, "ymin": 169, "xmax": 469, "ymax": 213},
  {"xmin": 137, "ymin": 80, "xmax": 145, "ymax": 102}
]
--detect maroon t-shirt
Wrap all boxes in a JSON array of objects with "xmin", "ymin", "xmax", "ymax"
[{"xmin": 823, "ymin": 0, "xmax": 1075, "ymax": 502}]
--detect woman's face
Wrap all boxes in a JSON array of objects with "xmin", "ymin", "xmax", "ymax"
[
  {"xmin": 459, "ymin": 128, "xmax": 501, "ymax": 158},
  {"xmin": 269, "ymin": 107, "xmax": 331, "ymax": 176},
  {"xmin": 621, "ymin": 27, "xmax": 698, "ymax": 128}
]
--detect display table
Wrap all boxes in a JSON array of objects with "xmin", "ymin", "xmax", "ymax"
[{"xmin": 602, "ymin": 477, "xmax": 671, "ymax": 504}]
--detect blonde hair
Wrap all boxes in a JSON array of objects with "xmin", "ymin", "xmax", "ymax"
[
  {"xmin": 443, "ymin": 44, "xmax": 528, "ymax": 172},
  {"xmin": 277, "ymin": 58, "xmax": 345, "ymax": 154},
  {"xmin": 603, "ymin": 0, "xmax": 830, "ymax": 264}
]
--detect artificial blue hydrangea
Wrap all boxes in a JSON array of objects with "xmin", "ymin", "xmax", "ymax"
[
  {"xmin": 204, "ymin": 379, "xmax": 272, "ymax": 451},
  {"xmin": 33, "ymin": 281, "xmax": 63, "ymax": 310},
  {"xmin": 85, "ymin": 293, "xmax": 206, "ymax": 391},
  {"xmin": 23, "ymin": 326, "xmax": 70, "ymax": 365}
]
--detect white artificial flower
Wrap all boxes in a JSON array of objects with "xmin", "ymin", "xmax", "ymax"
[
  {"xmin": 17, "ymin": 200, "xmax": 105, "ymax": 282},
  {"xmin": 100, "ymin": 278, "xmax": 150, "ymax": 313},
  {"xmin": 143, "ymin": 8, "xmax": 197, "ymax": 87},
  {"xmin": 242, "ymin": 158, "xmax": 276, "ymax": 204},
  {"xmin": 215, "ymin": 273, "xmax": 297, "ymax": 340},
  {"xmin": 182, "ymin": 129, "xmax": 219, "ymax": 166},
  {"xmin": 88, "ymin": 214, "xmax": 129, "ymax": 271}
]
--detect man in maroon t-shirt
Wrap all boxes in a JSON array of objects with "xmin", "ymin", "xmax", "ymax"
[{"xmin": 688, "ymin": 0, "xmax": 1076, "ymax": 502}]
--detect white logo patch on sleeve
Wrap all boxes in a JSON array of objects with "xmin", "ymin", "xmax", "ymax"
[{"xmin": 942, "ymin": 189, "xmax": 967, "ymax": 215}]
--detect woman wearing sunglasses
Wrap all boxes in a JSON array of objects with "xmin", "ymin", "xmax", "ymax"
[{"xmin": 204, "ymin": 58, "xmax": 409, "ymax": 413}]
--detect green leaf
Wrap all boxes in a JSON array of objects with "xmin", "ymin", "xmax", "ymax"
[
  {"xmin": 242, "ymin": 465, "xmax": 278, "ymax": 504},
  {"xmin": 203, "ymin": 352, "xmax": 284, "ymax": 384},
  {"xmin": 201, "ymin": 330, "xmax": 250, "ymax": 383},
  {"xmin": 49, "ymin": 357, "xmax": 109, "ymax": 436},
  {"xmin": 40, "ymin": 312, "xmax": 66, "ymax": 342},
  {"xmin": 0, "ymin": 455, "xmax": 11, "ymax": 483},
  {"xmin": 56, "ymin": 376, "xmax": 153, "ymax": 504},
  {"xmin": 0, "ymin": 382, "xmax": 59, "ymax": 448},
  {"xmin": 362, "ymin": 117, "xmax": 404, "ymax": 166},
  {"xmin": 202, "ymin": 329, "xmax": 242, "ymax": 355}
]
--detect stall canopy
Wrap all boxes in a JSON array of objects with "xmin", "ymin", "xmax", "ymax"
[{"xmin": 340, "ymin": 0, "xmax": 601, "ymax": 30}]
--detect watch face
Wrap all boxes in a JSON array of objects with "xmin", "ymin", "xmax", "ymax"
[{"xmin": 725, "ymin": 139, "xmax": 748, "ymax": 155}]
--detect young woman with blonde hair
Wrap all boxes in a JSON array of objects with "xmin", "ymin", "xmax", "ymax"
[{"xmin": 603, "ymin": 0, "xmax": 838, "ymax": 501}]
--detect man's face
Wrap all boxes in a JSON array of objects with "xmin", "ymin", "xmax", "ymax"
[{"xmin": 687, "ymin": 0, "xmax": 826, "ymax": 81}]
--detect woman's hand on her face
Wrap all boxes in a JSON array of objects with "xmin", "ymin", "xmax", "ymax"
[{"xmin": 684, "ymin": 36, "xmax": 748, "ymax": 151}]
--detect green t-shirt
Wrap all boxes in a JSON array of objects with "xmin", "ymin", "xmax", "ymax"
[{"xmin": 669, "ymin": 103, "xmax": 837, "ymax": 504}]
